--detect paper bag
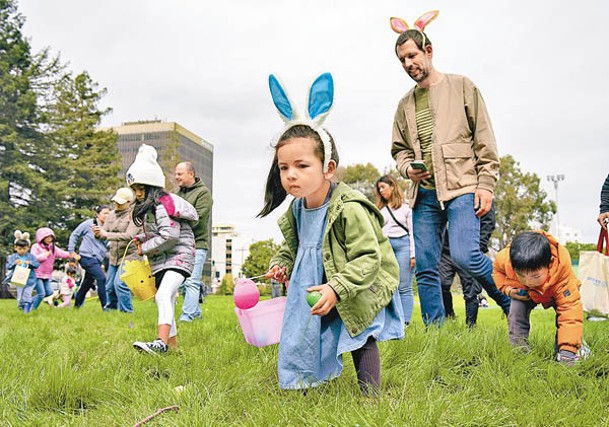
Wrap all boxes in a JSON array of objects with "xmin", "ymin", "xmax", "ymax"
[
  {"xmin": 579, "ymin": 229, "xmax": 609, "ymax": 317},
  {"xmin": 10, "ymin": 265, "xmax": 31, "ymax": 287}
]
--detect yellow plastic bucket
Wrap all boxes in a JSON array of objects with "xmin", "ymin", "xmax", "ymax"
[{"xmin": 119, "ymin": 241, "xmax": 156, "ymax": 301}]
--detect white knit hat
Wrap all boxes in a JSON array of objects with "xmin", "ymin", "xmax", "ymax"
[{"xmin": 126, "ymin": 144, "xmax": 165, "ymax": 188}]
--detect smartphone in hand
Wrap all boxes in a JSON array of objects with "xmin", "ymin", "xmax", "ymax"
[{"xmin": 410, "ymin": 161, "xmax": 428, "ymax": 172}]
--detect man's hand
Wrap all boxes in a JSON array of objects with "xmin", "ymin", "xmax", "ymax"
[
  {"xmin": 474, "ymin": 189, "xmax": 493, "ymax": 218},
  {"xmin": 410, "ymin": 257, "xmax": 416, "ymax": 269},
  {"xmin": 598, "ymin": 212, "xmax": 609, "ymax": 230},
  {"xmin": 407, "ymin": 165, "xmax": 431, "ymax": 183}
]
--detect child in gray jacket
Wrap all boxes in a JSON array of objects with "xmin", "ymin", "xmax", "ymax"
[{"xmin": 126, "ymin": 144, "xmax": 198, "ymax": 354}]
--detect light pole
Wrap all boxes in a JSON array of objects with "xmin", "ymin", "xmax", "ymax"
[{"xmin": 547, "ymin": 174, "xmax": 565, "ymax": 239}]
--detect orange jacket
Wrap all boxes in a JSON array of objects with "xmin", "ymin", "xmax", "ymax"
[{"xmin": 492, "ymin": 231, "xmax": 583, "ymax": 353}]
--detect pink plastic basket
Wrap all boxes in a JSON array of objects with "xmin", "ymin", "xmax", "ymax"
[{"xmin": 235, "ymin": 297, "xmax": 286, "ymax": 347}]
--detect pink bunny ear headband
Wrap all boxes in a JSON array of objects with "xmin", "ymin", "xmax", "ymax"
[
  {"xmin": 268, "ymin": 73, "xmax": 335, "ymax": 172},
  {"xmin": 390, "ymin": 10, "xmax": 439, "ymax": 34}
]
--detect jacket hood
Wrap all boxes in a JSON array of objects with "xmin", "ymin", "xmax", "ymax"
[
  {"xmin": 36, "ymin": 227, "xmax": 55, "ymax": 244},
  {"xmin": 540, "ymin": 230, "xmax": 573, "ymax": 293},
  {"xmin": 159, "ymin": 193, "xmax": 199, "ymax": 222},
  {"xmin": 328, "ymin": 182, "xmax": 385, "ymax": 225}
]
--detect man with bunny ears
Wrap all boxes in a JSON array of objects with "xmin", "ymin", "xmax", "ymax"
[{"xmin": 390, "ymin": 11, "xmax": 510, "ymax": 325}]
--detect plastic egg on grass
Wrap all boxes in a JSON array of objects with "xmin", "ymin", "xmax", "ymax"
[
  {"xmin": 234, "ymin": 279, "xmax": 260, "ymax": 309},
  {"xmin": 306, "ymin": 291, "xmax": 322, "ymax": 307}
]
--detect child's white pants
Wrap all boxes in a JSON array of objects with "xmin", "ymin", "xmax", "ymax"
[{"xmin": 155, "ymin": 270, "xmax": 185, "ymax": 338}]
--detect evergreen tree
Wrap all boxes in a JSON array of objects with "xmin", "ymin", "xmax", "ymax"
[
  {"xmin": 0, "ymin": 0, "xmax": 48, "ymax": 251},
  {"xmin": 43, "ymin": 71, "xmax": 121, "ymax": 243},
  {"xmin": 0, "ymin": 0, "xmax": 121, "ymax": 261}
]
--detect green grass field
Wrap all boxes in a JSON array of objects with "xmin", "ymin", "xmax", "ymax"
[{"xmin": 1, "ymin": 295, "xmax": 608, "ymax": 426}]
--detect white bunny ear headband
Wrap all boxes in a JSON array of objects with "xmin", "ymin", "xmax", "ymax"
[
  {"xmin": 390, "ymin": 10, "xmax": 439, "ymax": 34},
  {"xmin": 14, "ymin": 230, "xmax": 30, "ymax": 244},
  {"xmin": 268, "ymin": 72, "xmax": 335, "ymax": 172}
]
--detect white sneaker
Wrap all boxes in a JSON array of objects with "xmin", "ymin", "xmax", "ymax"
[{"xmin": 133, "ymin": 338, "xmax": 168, "ymax": 355}]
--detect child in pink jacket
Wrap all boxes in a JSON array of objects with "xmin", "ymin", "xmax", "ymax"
[{"xmin": 30, "ymin": 228, "xmax": 73, "ymax": 309}]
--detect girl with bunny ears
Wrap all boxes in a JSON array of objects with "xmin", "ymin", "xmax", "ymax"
[{"xmin": 260, "ymin": 73, "xmax": 404, "ymax": 395}]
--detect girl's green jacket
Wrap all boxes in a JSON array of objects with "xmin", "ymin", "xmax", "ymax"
[{"xmin": 270, "ymin": 182, "xmax": 400, "ymax": 337}]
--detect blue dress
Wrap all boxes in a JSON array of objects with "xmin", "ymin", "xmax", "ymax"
[{"xmin": 278, "ymin": 197, "xmax": 404, "ymax": 390}]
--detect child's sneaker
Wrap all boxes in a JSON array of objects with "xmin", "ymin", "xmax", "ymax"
[
  {"xmin": 133, "ymin": 338, "xmax": 168, "ymax": 355},
  {"xmin": 22, "ymin": 302, "xmax": 32, "ymax": 313}
]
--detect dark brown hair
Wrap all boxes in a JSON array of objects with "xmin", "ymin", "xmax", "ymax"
[{"xmin": 257, "ymin": 125, "xmax": 339, "ymax": 217}]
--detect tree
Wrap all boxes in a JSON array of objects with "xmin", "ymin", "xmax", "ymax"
[
  {"xmin": 336, "ymin": 163, "xmax": 381, "ymax": 202},
  {"xmin": 219, "ymin": 273, "xmax": 235, "ymax": 295},
  {"xmin": 42, "ymin": 71, "xmax": 122, "ymax": 243},
  {"xmin": 492, "ymin": 155, "xmax": 556, "ymax": 249},
  {"xmin": 241, "ymin": 239, "xmax": 280, "ymax": 283},
  {"xmin": 0, "ymin": 0, "xmax": 47, "ymax": 249},
  {"xmin": 0, "ymin": 0, "xmax": 121, "ymax": 269},
  {"xmin": 565, "ymin": 241, "xmax": 596, "ymax": 264}
]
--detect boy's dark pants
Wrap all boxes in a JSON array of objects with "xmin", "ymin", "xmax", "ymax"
[{"xmin": 508, "ymin": 298, "xmax": 559, "ymax": 351}]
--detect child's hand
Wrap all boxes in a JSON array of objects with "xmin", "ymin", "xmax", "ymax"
[
  {"xmin": 265, "ymin": 265, "xmax": 287, "ymax": 283},
  {"xmin": 509, "ymin": 288, "xmax": 531, "ymax": 301},
  {"xmin": 15, "ymin": 259, "xmax": 22, "ymax": 265},
  {"xmin": 307, "ymin": 284, "xmax": 338, "ymax": 316}
]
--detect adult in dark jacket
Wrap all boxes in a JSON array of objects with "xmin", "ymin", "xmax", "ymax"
[
  {"xmin": 598, "ymin": 174, "xmax": 609, "ymax": 229},
  {"xmin": 174, "ymin": 161, "xmax": 212, "ymax": 322},
  {"xmin": 439, "ymin": 202, "xmax": 509, "ymax": 326}
]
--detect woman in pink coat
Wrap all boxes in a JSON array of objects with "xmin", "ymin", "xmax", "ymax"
[{"xmin": 30, "ymin": 228, "xmax": 73, "ymax": 309}]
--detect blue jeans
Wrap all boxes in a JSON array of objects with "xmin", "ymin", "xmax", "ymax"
[
  {"xmin": 17, "ymin": 280, "xmax": 36, "ymax": 308},
  {"xmin": 74, "ymin": 256, "xmax": 107, "ymax": 309},
  {"xmin": 32, "ymin": 278, "xmax": 54, "ymax": 309},
  {"xmin": 179, "ymin": 249, "xmax": 207, "ymax": 321},
  {"xmin": 413, "ymin": 188, "xmax": 510, "ymax": 325},
  {"xmin": 389, "ymin": 235, "xmax": 414, "ymax": 324},
  {"xmin": 105, "ymin": 264, "xmax": 133, "ymax": 313}
]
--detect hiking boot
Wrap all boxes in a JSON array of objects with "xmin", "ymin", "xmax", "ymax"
[{"xmin": 133, "ymin": 338, "xmax": 168, "ymax": 355}]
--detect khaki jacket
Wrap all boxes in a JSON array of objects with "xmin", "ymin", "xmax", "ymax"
[
  {"xmin": 492, "ymin": 231, "xmax": 583, "ymax": 353},
  {"xmin": 102, "ymin": 207, "xmax": 139, "ymax": 265},
  {"xmin": 391, "ymin": 73, "xmax": 499, "ymax": 207},
  {"xmin": 270, "ymin": 182, "xmax": 399, "ymax": 337}
]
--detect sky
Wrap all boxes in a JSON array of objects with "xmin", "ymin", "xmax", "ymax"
[{"xmin": 18, "ymin": 0, "xmax": 609, "ymax": 245}]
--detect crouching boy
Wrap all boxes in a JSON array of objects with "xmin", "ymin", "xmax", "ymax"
[{"xmin": 493, "ymin": 231, "xmax": 589, "ymax": 365}]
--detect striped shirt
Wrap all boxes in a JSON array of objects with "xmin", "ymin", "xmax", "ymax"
[{"xmin": 414, "ymin": 87, "xmax": 435, "ymax": 189}]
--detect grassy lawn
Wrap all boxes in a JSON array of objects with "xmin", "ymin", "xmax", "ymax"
[{"xmin": 1, "ymin": 295, "xmax": 608, "ymax": 426}]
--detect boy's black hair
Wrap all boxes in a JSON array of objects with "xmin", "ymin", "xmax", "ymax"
[
  {"xmin": 509, "ymin": 231, "xmax": 552, "ymax": 272},
  {"xmin": 14, "ymin": 239, "xmax": 30, "ymax": 248}
]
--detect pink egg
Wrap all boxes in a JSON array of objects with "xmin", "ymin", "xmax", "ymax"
[{"xmin": 234, "ymin": 279, "xmax": 260, "ymax": 309}]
